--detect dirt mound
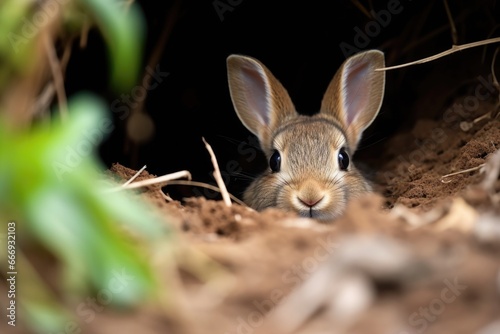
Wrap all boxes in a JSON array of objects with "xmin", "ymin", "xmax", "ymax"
[{"xmin": 89, "ymin": 93, "xmax": 500, "ymax": 334}]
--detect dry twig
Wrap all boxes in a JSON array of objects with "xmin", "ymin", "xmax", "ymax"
[
  {"xmin": 122, "ymin": 165, "xmax": 147, "ymax": 186},
  {"xmin": 160, "ymin": 190, "xmax": 174, "ymax": 202},
  {"xmin": 376, "ymin": 37, "xmax": 500, "ymax": 71},
  {"xmin": 30, "ymin": 83, "xmax": 55, "ymax": 118},
  {"xmin": 163, "ymin": 180, "xmax": 247, "ymax": 206},
  {"xmin": 106, "ymin": 170, "xmax": 191, "ymax": 192},
  {"xmin": 43, "ymin": 32, "xmax": 68, "ymax": 120},
  {"xmin": 443, "ymin": 0, "xmax": 458, "ymax": 45},
  {"xmin": 440, "ymin": 164, "xmax": 485, "ymax": 183},
  {"xmin": 80, "ymin": 18, "xmax": 90, "ymax": 48},
  {"xmin": 460, "ymin": 49, "xmax": 500, "ymax": 131},
  {"xmin": 202, "ymin": 138, "xmax": 232, "ymax": 207},
  {"xmin": 460, "ymin": 112, "xmax": 493, "ymax": 131},
  {"xmin": 349, "ymin": 0, "xmax": 371, "ymax": 19},
  {"xmin": 132, "ymin": 0, "xmax": 181, "ymax": 116}
]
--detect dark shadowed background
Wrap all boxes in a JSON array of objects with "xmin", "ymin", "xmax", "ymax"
[{"xmin": 64, "ymin": 0, "xmax": 499, "ymax": 200}]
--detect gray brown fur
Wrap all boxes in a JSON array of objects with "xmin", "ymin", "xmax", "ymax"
[{"xmin": 227, "ymin": 50, "xmax": 385, "ymax": 221}]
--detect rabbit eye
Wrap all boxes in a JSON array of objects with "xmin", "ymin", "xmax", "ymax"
[
  {"xmin": 269, "ymin": 150, "xmax": 281, "ymax": 172},
  {"xmin": 338, "ymin": 147, "xmax": 350, "ymax": 171}
]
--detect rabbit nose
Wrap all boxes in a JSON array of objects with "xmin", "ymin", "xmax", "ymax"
[{"xmin": 298, "ymin": 196, "xmax": 324, "ymax": 208}]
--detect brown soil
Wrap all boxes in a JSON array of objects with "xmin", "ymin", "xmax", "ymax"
[
  {"xmin": 7, "ymin": 92, "xmax": 499, "ymax": 334},
  {"xmin": 73, "ymin": 93, "xmax": 500, "ymax": 334}
]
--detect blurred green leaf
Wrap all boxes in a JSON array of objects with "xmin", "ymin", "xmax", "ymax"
[
  {"xmin": 0, "ymin": 94, "xmax": 168, "ymax": 331},
  {"xmin": 0, "ymin": 0, "xmax": 145, "ymax": 92},
  {"xmin": 0, "ymin": 1, "xmax": 162, "ymax": 332},
  {"xmin": 17, "ymin": 254, "xmax": 73, "ymax": 333},
  {"xmin": 78, "ymin": 0, "xmax": 146, "ymax": 90},
  {"xmin": 0, "ymin": 0, "xmax": 35, "ymax": 88}
]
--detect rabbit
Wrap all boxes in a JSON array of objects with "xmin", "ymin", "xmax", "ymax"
[{"xmin": 226, "ymin": 50, "xmax": 385, "ymax": 221}]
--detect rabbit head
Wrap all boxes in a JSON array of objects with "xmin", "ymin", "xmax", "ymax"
[{"xmin": 227, "ymin": 50, "xmax": 385, "ymax": 221}]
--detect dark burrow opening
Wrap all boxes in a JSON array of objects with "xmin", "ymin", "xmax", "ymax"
[{"xmin": 64, "ymin": 0, "xmax": 500, "ymax": 209}]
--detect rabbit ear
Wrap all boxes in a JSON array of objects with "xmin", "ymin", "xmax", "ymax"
[
  {"xmin": 320, "ymin": 50, "xmax": 385, "ymax": 150},
  {"xmin": 227, "ymin": 55, "xmax": 297, "ymax": 149}
]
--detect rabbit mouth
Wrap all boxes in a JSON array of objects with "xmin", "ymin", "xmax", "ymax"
[
  {"xmin": 301, "ymin": 208, "xmax": 319, "ymax": 219},
  {"xmin": 297, "ymin": 208, "xmax": 340, "ymax": 221},
  {"xmin": 294, "ymin": 196, "xmax": 341, "ymax": 221}
]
